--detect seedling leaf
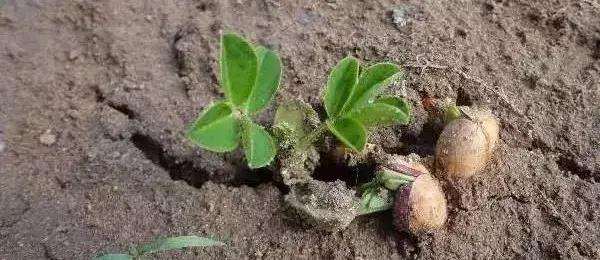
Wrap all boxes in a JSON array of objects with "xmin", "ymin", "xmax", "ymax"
[
  {"xmin": 242, "ymin": 120, "xmax": 276, "ymax": 169},
  {"xmin": 136, "ymin": 236, "xmax": 224, "ymax": 256},
  {"xmin": 357, "ymin": 190, "xmax": 394, "ymax": 216},
  {"xmin": 246, "ymin": 46, "xmax": 282, "ymax": 114},
  {"xmin": 324, "ymin": 56, "xmax": 359, "ymax": 118},
  {"xmin": 327, "ymin": 118, "xmax": 367, "ymax": 152},
  {"xmin": 95, "ymin": 236, "xmax": 224, "ymax": 260},
  {"xmin": 186, "ymin": 102, "xmax": 240, "ymax": 152},
  {"xmin": 96, "ymin": 254, "xmax": 133, "ymax": 260},
  {"xmin": 220, "ymin": 33, "xmax": 258, "ymax": 107},
  {"xmin": 348, "ymin": 97, "xmax": 411, "ymax": 127},
  {"xmin": 377, "ymin": 96, "xmax": 412, "ymax": 117},
  {"xmin": 273, "ymin": 100, "xmax": 320, "ymax": 139},
  {"xmin": 342, "ymin": 63, "xmax": 401, "ymax": 114}
]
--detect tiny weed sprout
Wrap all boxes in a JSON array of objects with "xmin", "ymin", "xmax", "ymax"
[
  {"xmin": 358, "ymin": 155, "xmax": 447, "ymax": 233},
  {"xmin": 431, "ymin": 99, "xmax": 500, "ymax": 178},
  {"xmin": 186, "ymin": 33, "xmax": 282, "ymax": 169},
  {"xmin": 96, "ymin": 235, "xmax": 224, "ymax": 260}
]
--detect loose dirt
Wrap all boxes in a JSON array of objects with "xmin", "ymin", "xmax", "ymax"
[{"xmin": 1, "ymin": 0, "xmax": 599, "ymax": 259}]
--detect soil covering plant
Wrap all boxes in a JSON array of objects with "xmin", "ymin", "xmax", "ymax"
[
  {"xmin": 96, "ymin": 235, "xmax": 224, "ymax": 260},
  {"xmin": 186, "ymin": 33, "xmax": 282, "ymax": 169}
]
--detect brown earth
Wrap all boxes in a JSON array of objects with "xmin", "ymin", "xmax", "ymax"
[{"xmin": 1, "ymin": 0, "xmax": 599, "ymax": 259}]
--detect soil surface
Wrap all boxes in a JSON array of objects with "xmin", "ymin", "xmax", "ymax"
[{"xmin": 1, "ymin": 0, "xmax": 599, "ymax": 259}]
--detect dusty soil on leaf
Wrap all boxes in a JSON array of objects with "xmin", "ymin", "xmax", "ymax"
[{"xmin": 1, "ymin": 0, "xmax": 599, "ymax": 259}]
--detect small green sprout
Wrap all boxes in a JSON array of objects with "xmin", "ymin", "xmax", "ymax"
[
  {"xmin": 186, "ymin": 33, "xmax": 282, "ymax": 169},
  {"xmin": 276, "ymin": 56, "xmax": 411, "ymax": 155},
  {"xmin": 324, "ymin": 56, "xmax": 412, "ymax": 152},
  {"xmin": 272, "ymin": 57, "xmax": 412, "ymax": 184},
  {"xmin": 357, "ymin": 168, "xmax": 416, "ymax": 215},
  {"xmin": 96, "ymin": 235, "xmax": 224, "ymax": 260}
]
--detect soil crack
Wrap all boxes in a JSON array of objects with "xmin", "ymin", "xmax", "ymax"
[
  {"xmin": 129, "ymin": 132, "xmax": 281, "ymax": 189},
  {"xmin": 556, "ymin": 153, "xmax": 598, "ymax": 182},
  {"xmin": 130, "ymin": 133, "xmax": 209, "ymax": 187}
]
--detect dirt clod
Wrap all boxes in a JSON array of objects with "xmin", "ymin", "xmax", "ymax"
[
  {"xmin": 285, "ymin": 180, "xmax": 359, "ymax": 232},
  {"xmin": 39, "ymin": 131, "xmax": 57, "ymax": 146}
]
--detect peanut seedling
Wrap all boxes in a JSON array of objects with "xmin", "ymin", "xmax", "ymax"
[{"xmin": 186, "ymin": 33, "xmax": 282, "ymax": 169}]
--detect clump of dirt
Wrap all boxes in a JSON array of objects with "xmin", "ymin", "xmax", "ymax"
[
  {"xmin": 272, "ymin": 100, "xmax": 322, "ymax": 185},
  {"xmin": 285, "ymin": 179, "xmax": 359, "ymax": 232}
]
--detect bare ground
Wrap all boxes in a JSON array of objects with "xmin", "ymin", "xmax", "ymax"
[{"xmin": 1, "ymin": 0, "xmax": 599, "ymax": 259}]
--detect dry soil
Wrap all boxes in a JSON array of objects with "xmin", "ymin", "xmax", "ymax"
[{"xmin": 1, "ymin": 0, "xmax": 599, "ymax": 259}]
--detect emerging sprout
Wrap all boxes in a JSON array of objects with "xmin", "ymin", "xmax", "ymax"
[
  {"xmin": 433, "ymin": 99, "xmax": 500, "ymax": 178},
  {"xmin": 359, "ymin": 155, "xmax": 447, "ymax": 233}
]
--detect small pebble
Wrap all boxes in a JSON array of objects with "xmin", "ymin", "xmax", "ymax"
[
  {"xmin": 39, "ymin": 131, "xmax": 56, "ymax": 146},
  {"xmin": 68, "ymin": 49, "xmax": 81, "ymax": 60},
  {"xmin": 392, "ymin": 5, "xmax": 418, "ymax": 28}
]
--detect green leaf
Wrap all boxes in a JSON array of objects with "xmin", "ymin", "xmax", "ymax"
[
  {"xmin": 376, "ymin": 96, "xmax": 412, "ymax": 115},
  {"xmin": 348, "ymin": 97, "xmax": 411, "ymax": 127},
  {"xmin": 242, "ymin": 120, "xmax": 277, "ymax": 169},
  {"xmin": 273, "ymin": 100, "xmax": 320, "ymax": 139},
  {"xmin": 376, "ymin": 169, "xmax": 415, "ymax": 190},
  {"xmin": 246, "ymin": 46, "xmax": 282, "ymax": 114},
  {"xmin": 136, "ymin": 236, "xmax": 224, "ymax": 256},
  {"xmin": 342, "ymin": 63, "xmax": 401, "ymax": 114},
  {"xmin": 377, "ymin": 96, "xmax": 412, "ymax": 122},
  {"xmin": 186, "ymin": 102, "xmax": 240, "ymax": 152},
  {"xmin": 220, "ymin": 33, "xmax": 258, "ymax": 107},
  {"xmin": 324, "ymin": 56, "xmax": 359, "ymax": 118},
  {"xmin": 357, "ymin": 190, "xmax": 394, "ymax": 216},
  {"xmin": 96, "ymin": 254, "xmax": 133, "ymax": 260},
  {"xmin": 327, "ymin": 118, "xmax": 367, "ymax": 152}
]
